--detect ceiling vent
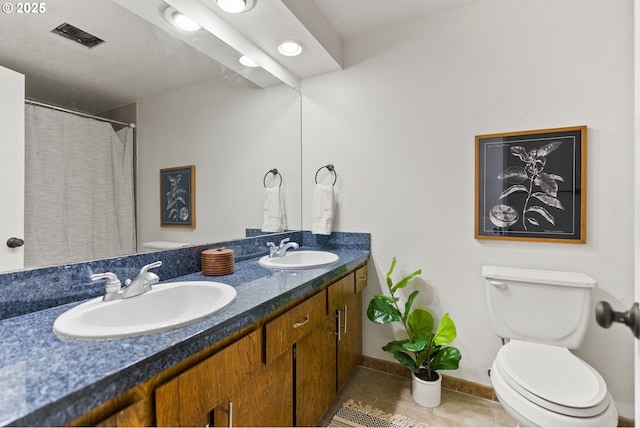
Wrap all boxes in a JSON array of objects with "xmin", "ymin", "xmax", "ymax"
[{"xmin": 51, "ymin": 23, "xmax": 104, "ymax": 48}]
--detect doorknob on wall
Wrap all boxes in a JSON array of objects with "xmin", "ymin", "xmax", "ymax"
[
  {"xmin": 6, "ymin": 237, "xmax": 24, "ymax": 248},
  {"xmin": 595, "ymin": 301, "xmax": 639, "ymax": 339}
]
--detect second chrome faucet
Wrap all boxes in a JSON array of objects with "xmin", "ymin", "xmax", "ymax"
[{"xmin": 267, "ymin": 238, "xmax": 299, "ymax": 258}]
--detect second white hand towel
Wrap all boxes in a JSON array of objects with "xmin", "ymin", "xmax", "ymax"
[
  {"xmin": 311, "ymin": 183, "xmax": 335, "ymax": 235},
  {"xmin": 261, "ymin": 186, "xmax": 286, "ymax": 232}
]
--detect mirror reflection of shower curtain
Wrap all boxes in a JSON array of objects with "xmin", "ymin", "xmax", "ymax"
[{"xmin": 24, "ymin": 105, "xmax": 136, "ymax": 268}]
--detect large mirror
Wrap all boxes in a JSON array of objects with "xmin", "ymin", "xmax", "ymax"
[{"xmin": 0, "ymin": 0, "xmax": 302, "ymax": 273}]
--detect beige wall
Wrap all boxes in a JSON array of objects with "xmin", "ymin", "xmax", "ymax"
[
  {"xmin": 136, "ymin": 78, "xmax": 301, "ymax": 250},
  {"xmin": 301, "ymin": 0, "xmax": 635, "ymax": 417}
]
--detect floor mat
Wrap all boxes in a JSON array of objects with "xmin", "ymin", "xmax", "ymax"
[{"xmin": 328, "ymin": 399, "xmax": 428, "ymax": 427}]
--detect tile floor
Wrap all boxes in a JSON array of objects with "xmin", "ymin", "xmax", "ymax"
[{"xmin": 319, "ymin": 366, "xmax": 517, "ymax": 427}]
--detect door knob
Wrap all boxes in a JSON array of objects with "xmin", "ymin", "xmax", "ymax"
[
  {"xmin": 595, "ymin": 301, "xmax": 639, "ymax": 339},
  {"xmin": 6, "ymin": 237, "xmax": 24, "ymax": 248}
]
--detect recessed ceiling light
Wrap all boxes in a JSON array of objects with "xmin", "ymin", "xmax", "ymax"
[
  {"xmin": 277, "ymin": 40, "xmax": 303, "ymax": 57},
  {"xmin": 174, "ymin": 14, "xmax": 201, "ymax": 31},
  {"xmin": 216, "ymin": 0, "xmax": 254, "ymax": 14},
  {"xmin": 163, "ymin": 7, "xmax": 201, "ymax": 31},
  {"xmin": 239, "ymin": 55, "xmax": 259, "ymax": 67}
]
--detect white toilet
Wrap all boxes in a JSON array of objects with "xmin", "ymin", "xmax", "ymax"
[
  {"xmin": 483, "ymin": 265, "xmax": 618, "ymax": 427},
  {"xmin": 142, "ymin": 241, "xmax": 191, "ymax": 252}
]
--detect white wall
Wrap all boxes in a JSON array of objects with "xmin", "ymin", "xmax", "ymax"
[
  {"xmin": 301, "ymin": 0, "xmax": 635, "ymax": 417},
  {"xmin": 0, "ymin": 65, "xmax": 24, "ymax": 272},
  {"xmin": 136, "ymin": 77, "xmax": 301, "ymax": 249}
]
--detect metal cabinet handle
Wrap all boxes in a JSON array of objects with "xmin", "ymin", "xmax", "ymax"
[
  {"xmin": 293, "ymin": 314, "xmax": 310, "ymax": 329},
  {"xmin": 343, "ymin": 305, "xmax": 348, "ymax": 334},
  {"xmin": 228, "ymin": 401, "xmax": 233, "ymax": 428},
  {"xmin": 335, "ymin": 309, "xmax": 342, "ymax": 341},
  {"xmin": 596, "ymin": 301, "xmax": 639, "ymax": 339}
]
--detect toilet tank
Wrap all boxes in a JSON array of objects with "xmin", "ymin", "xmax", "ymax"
[
  {"xmin": 143, "ymin": 241, "xmax": 191, "ymax": 252},
  {"xmin": 483, "ymin": 265, "xmax": 596, "ymax": 349}
]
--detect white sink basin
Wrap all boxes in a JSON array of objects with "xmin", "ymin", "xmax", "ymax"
[
  {"xmin": 53, "ymin": 281, "xmax": 236, "ymax": 340},
  {"xmin": 259, "ymin": 250, "xmax": 339, "ymax": 270}
]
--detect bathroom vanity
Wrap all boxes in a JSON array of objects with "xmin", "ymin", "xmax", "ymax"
[
  {"xmin": 0, "ymin": 232, "xmax": 369, "ymax": 427},
  {"xmin": 154, "ymin": 266, "xmax": 366, "ymax": 427}
]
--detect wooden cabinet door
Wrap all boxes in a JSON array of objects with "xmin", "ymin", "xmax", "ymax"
[
  {"xmin": 156, "ymin": 329, "xmax": 264, "ymax": 427},
  {"xmin": 337, "ymin": 291, "xmax": 362, "ymax": 390},
  {"xmin": 96, "ymin": 400, "xmax": 147, "ymax": 427},
  {"xmin": 328, "ymin": 269, "xmax": 367, "ymax": 391},
  {"xmin": 155, "ymin": 351, "xmax": 226, "ymax": 427},
  {"xmin": 341, "ymin": 265, "xmax": 367, "ymax": 385},
  {"xmin": 265, "ymin": 290, "xmax": 332, "ymax": 426},
  {"xmin": 295, "ymin": 314, "xmax": 336, "ymax": 426},
  {"xmin": 232, "ymin": 349, "xmax": 293, "ymax": 427}
]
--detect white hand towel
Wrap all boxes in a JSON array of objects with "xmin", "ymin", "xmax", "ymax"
[
  {"xmin": 311, "ymin": 184, "xmax": 335, "ymax": 235},
  {"xmin": 261, "ymin": 186, "xmax": 287, "ymax": 232}
]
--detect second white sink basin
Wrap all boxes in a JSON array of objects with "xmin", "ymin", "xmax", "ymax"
[
  {"xmin": 53, "ymin": 281, "xmax": 236, "ymax": 340},
  {"xmin": 259, "ymin": 250, "xmax": 339, "ymax": 270}
]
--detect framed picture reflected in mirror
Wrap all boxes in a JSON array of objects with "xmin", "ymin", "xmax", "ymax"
[{"xmin": 160, "ymin": 165, "xmax": 195, "ymax": 228}]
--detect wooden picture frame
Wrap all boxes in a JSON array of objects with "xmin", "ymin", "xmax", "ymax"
[
  {"xmin": 475, "ymin": 126, "xmax": 586, "ymax": 243},
  {"xmin": 160, "ymin": 165, "xmax": 195, "ymax": 228}
]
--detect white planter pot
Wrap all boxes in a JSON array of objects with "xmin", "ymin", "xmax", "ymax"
[{"xmin": 412, "ymin": 372, "xmax": 441, "ymax": 408}]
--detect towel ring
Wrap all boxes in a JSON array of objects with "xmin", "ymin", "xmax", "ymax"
[
  {"xmin": 315, "ymin": 164, "xmax": 337, "ymax": 186},
  {"xmin": 263, "ymin": 168, "xmax": 282, "ymax": 188}
]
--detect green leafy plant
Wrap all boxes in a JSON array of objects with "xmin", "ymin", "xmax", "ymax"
[{"xmin": 367, "ymin": 257, "xmax": 461, "ymax": 381}]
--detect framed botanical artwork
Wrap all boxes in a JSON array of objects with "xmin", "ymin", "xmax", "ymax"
[
  {"xmin": 160, "ymin": 165, "xmax": 195, "ymax": 228},
  {"xmin": 475, "ymin": 126, "xmax": 586, "ymax": 243}
]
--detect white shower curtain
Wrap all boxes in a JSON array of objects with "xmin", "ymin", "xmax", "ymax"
[{"xmin": 24, "ymin": 105, "xmax": 136, "ymax": 267}]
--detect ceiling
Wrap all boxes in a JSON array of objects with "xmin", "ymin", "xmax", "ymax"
[
  {"xmin": 0, "ymin": 0, "xmax": 482, "ymax": 113},
  {"xmin": 313, "ymin": 0, "xmax": 483, "ymax": 40},
  {"xmin": 207, "ymin": 0, "xmax": 485, "ymax": 80},
  {"xmin": 0, "ymin": 0, "xmax": 258, "ymax": 113}
]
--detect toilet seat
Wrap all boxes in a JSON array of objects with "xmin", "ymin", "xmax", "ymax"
[{"xmin": 495, "ymin": 340, "xmax": 610, "ymax": 417}]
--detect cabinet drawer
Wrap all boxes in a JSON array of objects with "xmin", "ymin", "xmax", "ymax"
[
  {"xmin": 265, "ymin": 290, "xmax": 326, "ymax": 364},
  {"xmin": 355, "ymin": 265, "xmax": 368, "ymax": 294}
]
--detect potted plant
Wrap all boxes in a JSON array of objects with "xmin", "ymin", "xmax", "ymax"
[{"xmin": 367, "ymin": 257, "xmax": 462, "ymax": 407}]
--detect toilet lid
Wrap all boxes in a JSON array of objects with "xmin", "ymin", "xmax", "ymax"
[{"xmin": 496, "ymin": 341, "xmax": 610, "ymax": 417}]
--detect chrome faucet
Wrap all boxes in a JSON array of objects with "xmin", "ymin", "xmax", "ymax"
[
  {"xmin": 266, "ymin": 238, "xmax": 299, "ymax": 258},
  {"xmin": 89, "ymin": 272, "xmax": 122, "ymax": 301},
  {"xmin": 91, "ymin": 261, "xmax": 162, "ymax": 301}
]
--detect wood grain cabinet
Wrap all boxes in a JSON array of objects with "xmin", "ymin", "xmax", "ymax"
[
  {"xmin": 94, "ymin": 400, "xmax": 147, "ymax": 427},
  {"xmin": 265, "ymin": 290, "xmax": 336, "ymax": 426},
  {"xmin": 75, "ymin": 263, "xmax": 367, "ymax": 427},
  {"xmin": 155, "ymin": 329, "xmax": 293, "ymax": 427},
  {"xmin": 295, "ymin": 314, "xmax": 337, "ymax": 426},
  {"xmin": 329, "ymin": 265, "xmax": 368, "ymax": 391}
]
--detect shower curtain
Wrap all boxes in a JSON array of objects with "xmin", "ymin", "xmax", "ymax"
[{"xmin": 24, "ymin": 105, "xmax": 136, "ymax": 267}]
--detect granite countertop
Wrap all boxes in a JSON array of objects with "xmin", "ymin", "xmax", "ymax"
[{"xmin": 0, "ymin": 248, "xmax": 369, "ymax": 427}]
